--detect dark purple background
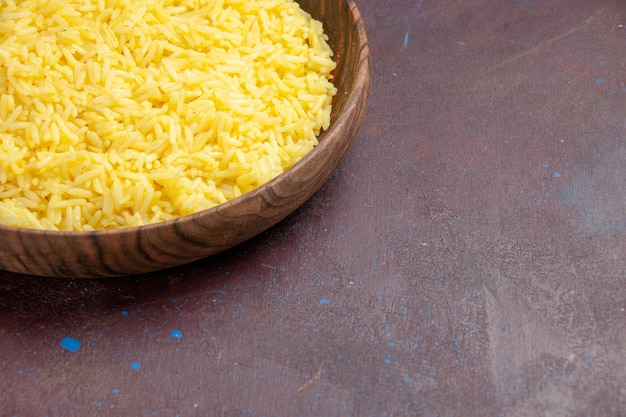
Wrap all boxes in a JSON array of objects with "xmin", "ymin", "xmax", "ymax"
[{"xmin": 1, "ymin": 1, "xmax": 624, "ymax": 416}]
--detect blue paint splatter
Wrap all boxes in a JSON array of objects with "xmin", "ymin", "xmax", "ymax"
[
  {"xmin": 171, "ymin": 330, "xmax": 183, "ymax": 339},
  {"xmin": 554, "ymin": 172, "xmax": 561, "ymax": 178},
  {"xmin": 596, "ymin": 78, "xmax": 603, "ymax": 84},
  {"xmin": 122, "ymin": 310, "xmax": 129, "ymax": 316},
  {"xmin": 131, "ymin": 362, "xmax": 141, "ymax": 370},
  {"xmin": 60, "ymin": 337, "xmax": 81, "ymax": 352},
  {"xmin": 112, "ymin": 388, "xmax": 119, "ymax": 394},
  {"xmin": 403, "ymin": 32, "xmax": 410, "ymax": 46},
  {"xmin": 319, "ymin": 298, "xmax": 329, "ymax": 305}
]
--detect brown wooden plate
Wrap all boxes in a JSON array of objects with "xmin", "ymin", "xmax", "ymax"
[{"xmin": 0, "ymin": 0, "xmax": 371, "ymax": 278}]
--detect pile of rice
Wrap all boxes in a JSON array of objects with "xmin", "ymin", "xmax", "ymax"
[{"xmin": 0, "ymin": 0, "xmax": 336, "ymax": 231}]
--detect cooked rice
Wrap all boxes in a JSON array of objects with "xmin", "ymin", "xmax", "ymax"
[{"xmin": 0, "ymin": 0, "xmax": 336, "ymax": 231}]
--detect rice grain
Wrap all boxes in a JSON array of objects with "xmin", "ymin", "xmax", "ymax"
[{"xmin": 0, "ymin": 0, "xmax": 336, "ymax": 230}]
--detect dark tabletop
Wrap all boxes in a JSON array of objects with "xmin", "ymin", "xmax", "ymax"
[{"xmin": 1, "ymin": 0, "xmax": 625, "ymax": 416}]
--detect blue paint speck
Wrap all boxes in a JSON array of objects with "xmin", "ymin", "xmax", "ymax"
[
  {"xmin": 553, "ymin": 172, "xmax": 561, "ymax": 178},
  {"xmin": 17, "ymin": 369, "xmax": 23, "ymax": 374},
  {"xmin": 384, "ymin": 358, "xmax": 391, "ymax": 364},
  {"xmin": 131, "ymin": 362, "xmax": 141, "ymax": 370},
  {"xmin": 596, "ymin": 78, "xmax": 603, "ymax": 84},
  {"xmin": 122, "ymin": 310, "xmax": 129, "ymax": 316},
  {"xmin": 112, "ymin": 388, "xmax": 119, "ymax": 394},
  {"xmin": 403, "ymin": 32, "xmax": 410, "ymax": 46},
  {"xmin": 171, "ymin": 330, "xmax": 183, "ymax": 339},
  {"xmin": 319, "ymin": 298, "xmax": 328, "ymax": 305},
  {"xmin": 60, "ymin": 337, "xmax": 81, "ymax": 352}
]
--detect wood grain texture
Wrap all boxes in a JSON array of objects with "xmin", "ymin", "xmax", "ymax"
[{"xmin": 0, "ymin": 0, "xmax": 372, "ymax": 278}]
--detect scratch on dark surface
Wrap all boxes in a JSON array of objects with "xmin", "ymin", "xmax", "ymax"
[
  {"xmin": 297, "ymin": 367, "xmax": 322, "ymax": 391},
  {"xmin": 490, "ymin": 5, "xmax": 607, "ymax": 71}
]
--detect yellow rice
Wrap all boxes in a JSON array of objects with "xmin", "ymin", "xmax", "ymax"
[{"xmin": 0, "ymin": 0, "xmax": 336, "ymax": 231}]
